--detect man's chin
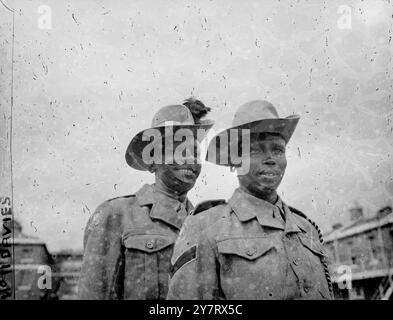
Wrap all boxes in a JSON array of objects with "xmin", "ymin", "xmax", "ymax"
[
  {"xmin": 250, "ymin": 182, "xmax": 278, "ymax": 196},
  {"xmin": 256, "ymin": 177, "xmax": 282, "ymax": 190},
  {"xmin": 180, "ymin": 180, "xmax": 197, "ymax": 188},
  {"xmin": 174, "ymin": 178, "xmax": 197, "ymax": 191}
]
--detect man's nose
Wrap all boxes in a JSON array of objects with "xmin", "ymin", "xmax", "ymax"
[
  {"xmin": 184, "ymin": 153, "xmax": 198, "ymax": 164},
  {"xmin": 262, "ymin": 153, "xmax": 276, "ymax": 166},
  {"xmin": 174, "ymin": 148, "xmax": 199, "ymax": 164}
]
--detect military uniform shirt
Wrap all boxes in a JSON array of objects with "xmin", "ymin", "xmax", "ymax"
[
  {"xmin": 78, "ymin": 184, "xmax": 193, "ymax": 299},
  {"xmin": 167, "ymin": 188, "xmax": 333, "ymax": 300}
]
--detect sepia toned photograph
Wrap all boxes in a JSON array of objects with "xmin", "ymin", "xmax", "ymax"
[{"xmin": 0, "ymin": 0, "xmax": 392, "ymax": 303}]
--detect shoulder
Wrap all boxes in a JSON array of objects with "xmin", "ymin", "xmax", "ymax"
[
  {"xmin": 288, "ymin": 206, "xmax": 307, "ymax": 219},
  {"xmin": 98, "ymin": 194, "xmax": 137, "ymax": 213},
  {"xmin": 185, "ymin": 199, "xmax": 228, "ymax": 233},
  {"xmin": 88, "ymin": 194, "xmax": 137, "ymax": 227},
  {"xmin": 171, "ymin": 200, "xmax": 228, "ymax": 265},
  {"xmin": 288, "ymin": 206, "xmax": 324, "ymax": 243},
  {"xmin": 106, "ymin": 194, "xmax": 137, "ymax": 206},
  {"xmin": 191, "ymin": 199, "xmax": 226, "ymax": 215}
]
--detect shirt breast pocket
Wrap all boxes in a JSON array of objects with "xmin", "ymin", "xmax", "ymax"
[
  {"xmin": 122, "ymin": 230, "xmax": 175, "ymax": 299},
  {"xmin": 217, "ymin": 237, "xmax": 275, "ymax": 260},
  {"xmin": 297, "ymin": 233, "xmax": 326, "ymax": 260},
  {"xmin": 298, "ymin": 233, "xmax": 331, "ymax": 298},
  {"xmin": 216, "ymin": 237, "xmax": 279, "ymax": 299},
  {"xmin": 217, "ymin": 237, "xmax": 277, "ymax": 276}
]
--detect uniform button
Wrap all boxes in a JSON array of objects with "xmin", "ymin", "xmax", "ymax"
[
  {"xmin": 246, "ymin": 247, "xmax": 257, "ymax": 256},
  {"xmin": 222, "ymin": 264, "xmax": 231, "ymax": 272},
  {"xmin": 146, "ymin": 240, "xmax": 155, "ymax": 249},
  {"xmin": 293, "ymin": 258, "xmax": 299, "ymax": 266}
]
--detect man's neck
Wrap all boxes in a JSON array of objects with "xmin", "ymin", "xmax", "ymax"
[
  {"xmin": 154, "ymin": 178, "xmax": 187, "ymax": 203},
  {"xmin": 239, "ymin": 186, "xmax": 278, "ymax": 205}
]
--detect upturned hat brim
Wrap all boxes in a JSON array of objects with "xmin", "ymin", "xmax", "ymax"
[
  {"xmin": 126, "ymin": 120, "xmax": 214, "ymax": 171},
  {"xmin": 206, "ymin": 115, "xmax": 300, "ymax": 166}
]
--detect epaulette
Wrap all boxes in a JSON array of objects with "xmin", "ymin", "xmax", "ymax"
[
  {"xmin": 107, "ymin": 194, "xmax": 135, "ymax": 203},
  {"xmin": 288, "ymin": 206, "xmax": 307, "ymax": 219},
  {"xmin": 289, "ymin": 206, "xmax": 333, "ymax": 297},
  {"xmin": 289, "ymin": 206, "xmax": 323, "ymax": 243},
  {"xmin": 191, "ymin": 199, "xmax": 226, "ymax": 215}
]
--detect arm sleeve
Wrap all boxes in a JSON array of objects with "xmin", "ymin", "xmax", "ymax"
[
  {"xmin": 78, "ymin": 201, "xmax": 124, "ymax": 300},
  {"xmin": 167, "ymin": 218, "xmax": 222, "ymax": 300}
]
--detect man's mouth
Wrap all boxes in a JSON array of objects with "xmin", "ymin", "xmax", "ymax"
[
  {"xmin": 257, "ymin": 171, "xmax": 280, "ymax": 178},
  {"xmin": 174, "ymin": 167, "xmax": 199, "ymax": 181},
  {"xmin": 177, "ymin": 168, "xmax": 196, "ymax": 176}
]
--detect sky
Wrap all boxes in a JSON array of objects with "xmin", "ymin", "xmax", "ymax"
[{"xmin": 0, "ymin": 0, "xmax": 392, "ymax": 252}]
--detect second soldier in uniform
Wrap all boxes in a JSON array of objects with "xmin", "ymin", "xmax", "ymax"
[
  {"xmin": 78, "ymin": 98, "xmax": 214, "ymax": 299},
  {"xmin": 167, "ymin": 100, "xmax": 333, "ymax": 300}
]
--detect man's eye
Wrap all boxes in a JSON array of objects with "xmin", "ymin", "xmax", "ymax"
[{"xmin": 273, "ymin": 148, "xmax": 284, "ymax": 155}]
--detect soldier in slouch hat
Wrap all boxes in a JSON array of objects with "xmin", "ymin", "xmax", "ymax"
[
  {"xmin": 78, "ymin": 98, "xmax": 214, "ymax": 299},
  {"xmin": 167, "ymin": 100, "xmax": 333, "ymax": 300}
]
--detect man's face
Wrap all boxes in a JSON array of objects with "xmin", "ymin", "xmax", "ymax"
[
  {"xmin": 154, "ymin": 138, "xmax": 202, "ymax": 193},
  {"xmin": 237, "ymin": 132, "xmax": 287, "ymax": 197}
]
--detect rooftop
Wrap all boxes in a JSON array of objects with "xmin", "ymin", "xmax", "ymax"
[{"xmin": 324, "ymin": 206, "xmax": 393, "ymax": 242}]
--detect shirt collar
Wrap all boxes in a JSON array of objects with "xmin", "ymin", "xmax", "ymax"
[
  {"xmin": 228, "ymin": 188, "xmax": 301, "ymax": 234},
  {"xmin": 135, "ymin": 184, "xmax": 193, "ymax": 230},
  {"xmin": 282, "ymin": 204, "xmax": 303, "ymax": 234}
]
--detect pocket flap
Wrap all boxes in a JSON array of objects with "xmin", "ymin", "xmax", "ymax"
[
  {"xmin": 298, "ymin": 234, "xmax": 326, "ymax": 257},
  {"xmin": 217, "ymin": 237, "xmax": 274, "ymax": 261},
  {"xmin": 123, "ymin": 232, "xmax": 176, "ymax": 253}
]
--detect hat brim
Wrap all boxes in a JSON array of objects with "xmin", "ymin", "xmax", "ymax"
[
  {"xmin": 125, "ymin": 120, "xmax": 214, "ymax": 171},
  {"xmin": 206, "ymin": 115, "xmax": 300, "ymax": 167}
]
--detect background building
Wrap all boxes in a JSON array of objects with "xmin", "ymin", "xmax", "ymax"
[
  {"xmin": 5, "ymin": 220, "xmax": 82, "ymax": 299},
  {"xmin": 12, "ymin": 221, "xmax": 59, "ymax": 299},
  {"xmin": 324, "ymin": 205, "xmax": 393, "ymax": 300},
  {"xmin": 52, "ymin": 250, "xmax": 83, "ymax": 300}
]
